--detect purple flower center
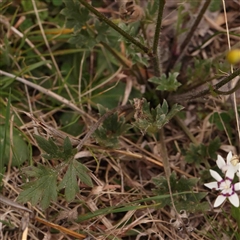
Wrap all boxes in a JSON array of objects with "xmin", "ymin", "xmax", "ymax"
[{"xmin": 218, "ymin": 177, "xmax": 236, "ymax": 197}]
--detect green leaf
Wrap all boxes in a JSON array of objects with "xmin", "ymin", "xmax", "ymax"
[
  {"xmin": 63, "ymin": 137, "xmax": 73, "ymax": 159},
  {"xmin": 146, "ymin": 1, "xmax": 159, "ymax": 18},
  {"xmin": 53, "ymin": 0, "xmax": 63, "ymax": 6},
  {"xmin": 167, "ymin": 104, "xmax": 185, "ymax": 120},
  {"xmin": 58, "ymin": 160, "xmax": 93, "ymax": 201},
  {"xmin": 35, "ymin": 135, "xmax": 58, "ymax": 155},
  {"xmin": 21, "ymin": 61, "xmax": 51, "ymax": 74},
  {"xmin": 231, "ymin": 206, "xmax": 240, "ymax": 228},
  {"xmin": 73, "ymin": 160, "xmax": 93, "ymax": 187},
  {"xmin": 185, "ymin": 138, "xmax": 220, "ymax": 166},
  {"xmin": 58, "ymin": 162, "xmax": 79, "ymax": 201},
  {"xmin": 207, "ymin": 137, "xmax": 221, "ymax": 159},
  {"xmin": 35, "ymin": 136, "xmax": 76, "ymax": 161},
  {"xmin": 184, "ymin": 143, "xmax": 207, "ymax": 165},
  {"xmin": 209, "ymin": 112, "xmax": 228, "ymax": 130},
  {"xmin": 68, "ymin": 32, "xmax": 97, "ymax": 49},
  {"xmin": 209, "ymin": 0, "xmax": 222, "ymax": 12},
  {"xmin": 62, "ymin": 0, "xmax": 89, "ymax": 29},
  {"xmin": 18, "ymin": 164, "xmax": 58, "ymax": 209},
  {"xmin": 0, "ymin": 125, "xmax": 30, "ymax": 167},
  {"xmin": 132, "ymin": 98, "xmax": 184, "ymax": 134},
  {"xmin": 61, "ymin": 0, "xmax": 95, "ymax": 49},
  {"xmin": 152, "ymin": 173, "xmax": 208, "ymax": 212},
  {"xmin": 94, "ymin": 105, "xmax": 132, "ymax": 148},
  {"xmin": 148, "ymin": 72, "xmax": 181, "ymax": 92},
  {"xmin": 161, "ymin": 99, "xmax": 168, "ymax": 115}
]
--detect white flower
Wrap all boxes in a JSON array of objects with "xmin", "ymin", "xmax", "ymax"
[
  {"xmin": 237, "ymin": 170, "xmax": 240, "ymax": 179},
  {"xmin": 216, "ymin": 151, "xmax": 240, "ymax": 176},
  {"xmin": 204, "ymin": 169, "xmax": 240, "ymax": 208}
]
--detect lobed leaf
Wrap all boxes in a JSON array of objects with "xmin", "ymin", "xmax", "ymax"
[
  {"xmin": 148, "ymin": 73, "xmax": 181, "ymax": 92},
  {"xmin": 58, "ymin": 160, "xmax": 93, "ymax": 201},
  {"xmin": 18, "ymin": 164, "xmax": 58, "ymax": 209},
  {"xmin": 133, "ymin": 98, "xmax": 183, "ymax": 134}
]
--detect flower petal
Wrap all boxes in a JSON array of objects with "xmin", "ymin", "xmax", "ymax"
[
  {"xmin": 216, "ymin": 155, "xmax": 226, "ymax": 169},
  {"xmin": 226, "ymin": 151, "xmax": 233, "ymax": 164},
  {"xmin": 228, "ymin": 193, "xmax": 240, "ymax": 207},
  {"xmin": 214, "ymin": 195, "xmax": 226, "ymax": 207},
  {"xmin": 226, "ymin": 167, "xmax": 235, "ymax": 179},
  {"xmin": 204, "ymin": 182, "xmax": 218, "ymax": 189},
  {"xmin": 236, "ymin": 163, "xmax": 240, "ymax": 172},
  {"xmin": 234, "ymin": 182, "xmax": 240, "ymax": 191},
  {"xmin": 209, "ymin": 170, "xmax": 222, "ymax": 181}
]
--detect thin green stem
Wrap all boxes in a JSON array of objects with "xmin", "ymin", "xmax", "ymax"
[
  {"xmin": 215, "ymin": 68, "xmax": 240, "ymax": 90},
  {"xmin": 78, "ymin": 0, "xmax": 151, "ymax": 55},
  {"xmin": 152, "ymin": 0, "xmax": 165, "ymax": 54},
  {"xmin": 169, "ymin": 68, "xmax": 240, "ymax": 102},
  {"xmin": 153, "ymin": 0, "xmax": 165, "ymax": 54},
  {"xmin": 152, "ymin": 0, "xmax": 165, "ymax": 76},
  {"xmin": 213, "ymin": 80, "xmax": 240, "ymax": 95},
  {"xmin": 151, "ymin": 0, "xmax": 181, "ymax": 224},
  {"xmin": 151, "ymin": 0, "xmax": 171, "ymax": 186}
]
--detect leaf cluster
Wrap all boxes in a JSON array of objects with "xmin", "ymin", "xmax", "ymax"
[
  {"xmin": 61, "ymin": 0, "xmax": 98, "ymax": 48},
  {"xmin": 148, "ymin": 72, "xmax": 181, "ymax": 92},
  {"xmin": 94, "ymin": 105, "xmax": 132, "ymax": 148},
  {"xmin": 61, "ymin": 0, "xmax": 145, "ymax": 63},
  {"xmin": 18, "ymin": 136, "xmax": 93, "ymax": 209},
  {"xmin": 152, "ymin": 172, "xmax": 208, "ymax": 212},
  {"xmin": 132, "ymin": 98, "xmax": 184, "ymax": 134},
  {"xmin": 184, "ymin": 137, "xmax": 221, "ymax": 166}
]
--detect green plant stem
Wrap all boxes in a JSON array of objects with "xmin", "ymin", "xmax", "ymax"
[
  {"xmin": 78, "ymin": 0, "xmax": 151, "ymax": 55},
  {"xmin": 169, "ymin": 68, "xmax": 240, "ymax": 102},
  {"xmin": 151, "ymin": 0, "xmax": 181, "ymax": 224},
  {"xmin": 215, "ymin": 68, "xmax": 240, "ymax": 90},
  {"xmin": 171, "ymin": 0, "xmax": 211, "ymax": 68},
  {"xmin": 150, "ymin": 0, "xmax": 171, "ymax": 189},
  {"xmin": 152, "ymin": 0, "xmax": 165, "ymax": 76},
  {"xmin": 152, "ymin": 0, "xmax": 165, "ymax": 54},
  {"xmin": 213, "ymin": 80, "xmax": 240, "ymax": 95}
]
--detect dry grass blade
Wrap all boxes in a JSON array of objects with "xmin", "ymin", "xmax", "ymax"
[{"xmin": 1, "ymin": 0, "xmax": 240, "ymax": 239}]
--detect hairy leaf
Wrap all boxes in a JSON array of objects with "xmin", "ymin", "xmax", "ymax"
[
  {"xmin": 94, "ymin": 105, "xmax": 132, "ymax": 148},
  {"xmin": 18, "ymin": 165, "xmax": 58, "ymax": 209},
  {"xmin": 152, "ymin": 173, "xmax": 208, "ymax": 212},
  {"xmin": 58, "ymin": 160, "xmax": 93, "ymax": 201},
  {"xmin": 35, "ymin": 135, "xmax": 76, "ymax": 161},
  {"xmin": 148, "ymin": 73, "xmax": 181, "ymax": 91},
  {"xmin": 132, "ymin": 98, "xmax": 184, "ymax": 134}
]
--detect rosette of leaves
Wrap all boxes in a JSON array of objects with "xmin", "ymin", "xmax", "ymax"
[
  {"xmin": 93, "ymin": 105, "xmax": 132, "ymax": 148},
  {"xmin": 132, "ymin": 98, "xmax": 184, "ymax": 134},
  {"xmin": 148, "ymin": 72, "xmax": 181, "ymax": 92}
]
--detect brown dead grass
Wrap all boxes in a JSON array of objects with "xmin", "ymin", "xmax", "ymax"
[{"xmin": 1, "ymin": 0, "xmax": 240, "ymax": 239}]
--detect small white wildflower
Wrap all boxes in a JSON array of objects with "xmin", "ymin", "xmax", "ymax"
[
  {"xmin": 204, "ymin": 169, "xmax": 240, "ymax": 208},
  {"xmin": 216, "ymin": 151, "xmax": 240, "ymax": 176}
]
